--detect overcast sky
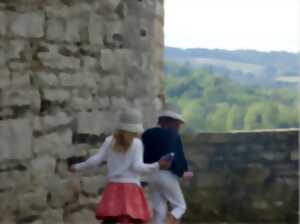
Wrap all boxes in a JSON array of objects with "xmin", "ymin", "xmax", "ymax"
[{"xmin": 164, "ymin": 0, "xmax": 299, "ymax": 53}]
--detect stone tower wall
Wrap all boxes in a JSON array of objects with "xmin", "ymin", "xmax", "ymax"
[{"xmin": 0, "ymin": 0, "xmax": 164, "ymax": 223}]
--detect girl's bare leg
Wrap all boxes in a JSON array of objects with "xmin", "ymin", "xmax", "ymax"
[{"xmin": 166, "ymin": 213, "xmax": 179, "ymax": 224}]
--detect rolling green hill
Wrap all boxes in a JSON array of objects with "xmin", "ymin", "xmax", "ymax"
[{"xmin": 165, "ymin": 47, "xmax": 300, "ymax": 86}]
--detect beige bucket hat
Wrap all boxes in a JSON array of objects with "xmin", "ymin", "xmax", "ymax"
[
  {"xmin": 159, "ymin": 102, "xmax": 184, "ymax": 123},
  {"xmin": 118, "ymin": 108, "xmax": 144, "ymax": 133}
]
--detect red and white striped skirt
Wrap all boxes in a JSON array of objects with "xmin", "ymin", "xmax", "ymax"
[{"xmin": 95, "ymin": 182, "xmax": 151, "ymax": 223}]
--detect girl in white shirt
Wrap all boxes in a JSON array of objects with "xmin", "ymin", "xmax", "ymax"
[{"xmin": 70, "ymin": 109, "xmax": 170, "ymax": 224}]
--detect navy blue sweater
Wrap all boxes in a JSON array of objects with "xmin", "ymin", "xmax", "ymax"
[{"xmin": 142, "ymin": 127, "xmax": 188, "ymax": 177}]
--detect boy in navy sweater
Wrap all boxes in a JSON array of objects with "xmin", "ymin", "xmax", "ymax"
[{"xmin": 142, "ymin": 103, "xmax": 193, "ymax": 224}]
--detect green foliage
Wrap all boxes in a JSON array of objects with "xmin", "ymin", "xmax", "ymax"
[
  {"xmin": 164, "ymin": 63, "xmax": 299, "ymax": 131},
  {"xmin": 226, "ymin": 105, "xmax": 244, "ymax": 130}
]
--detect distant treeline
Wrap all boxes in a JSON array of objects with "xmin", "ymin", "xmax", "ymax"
[
  {"xmin": 165, "ymin": 47, "xmax": 300, "ymax": 77},
  {"xmin": 164, "ymin": 63, "xmax": 299, "ymax": 132}
]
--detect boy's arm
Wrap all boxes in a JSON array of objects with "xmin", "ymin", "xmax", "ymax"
[
  {"xmin": 169, "ymin": 134, "xmax": 189, "ymax": 177},
  {"xmin": 176, "ymin": 137, "xmax": 194, "ymax": 179},
  {"xmin": 178, "ymin": 137, "xmax": 188, "ymax": 172}
]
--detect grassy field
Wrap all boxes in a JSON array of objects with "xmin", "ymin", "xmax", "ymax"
[{"xmin": 190, "ymin": 58, "xmax": 264, "ymax": 74}]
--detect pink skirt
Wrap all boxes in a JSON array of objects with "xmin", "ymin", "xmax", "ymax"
[{"xmin": 95, "ymin": 182, "xmax": 151, "ymax": 223}]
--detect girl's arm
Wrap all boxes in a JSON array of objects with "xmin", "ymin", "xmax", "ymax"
[
  {"xmin": 73, "ymin": 136, "xmax": 111, "ymax": 171},
  {"xmin": 132, "ymin": 139, "xmax": 160, "ymax": 173}
]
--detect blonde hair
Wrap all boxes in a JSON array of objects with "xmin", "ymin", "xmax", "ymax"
[{"xmin": 113, "ymin": 130, "xmax": 139, "ymax": 152}]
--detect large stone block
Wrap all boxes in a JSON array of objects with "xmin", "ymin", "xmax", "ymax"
[
  {"xmin": 10, "ymin": 72, "xmax": 31, "ymax": 87},
  {"xmin": 46, "ymin": 18, "xmax": 65, "ymax": 41},
  {"xmin": 30, "ymin": 155, "xmax": 56, "ymax": 186},
  {"xmin": 33, "ymin": 129, "xmax": 72, "ymax": 159},
  {"xmin": 17, "ymin": 188, "xmax": 48, "ymax": 218},
  {"xmin": 155, "ymin": 0, "xmax": 164, "ymax": 17},
  {"xmin": 65, "ymin": 209, "xmax": 98, "ymax": 224},
  {"xmin": 9, "ymin": 11, "xmax": 45, "ymax": 38},
  {"xmin": 33, "ymin": 72, "xmax": 59, "ymax": 87},
  {"xmin": 70, "ymin": 96, "xmax": 93, "ymax": 111},
  {"xmin": 98, "ymin": 74, "xmax": 125, "ymax": 95},
  {"xmin": 76, "ymin": 111, "xmax": 117, "ymax": 135},
  {"xmin": 47, "ymin": 177, "xmax": 79, "ymax": 208},
  {"xmin": 111, "ymin": 96, "xmax": 128, "ymax": 109},
  {"xmin": 0, "ymin": 11, "xmax": 6, "ymax": 35},
  {"xmin": 38, "ymin": 44, "xmax": 80, "ymax": 70},
  {"xmin": 100, "ymin": 49, "xmax": 135, "ymax": 72},
  {"xmin": 0, "ymin": 170, "xmax": 31, "ymax": 192},
  {"xmin": 82, "ymin": 56, "xmax": 98, "ymax": 71},
  {"xmin": 125, "ymin": 78, "xmax": 144, "ymax": 98},
  {"xmin": 8, "ymin": 61, "xmax": 30, "ymax": 72},
  {"xmin": 59, "ymin": 72, "xmax": 82, "ymax": 87},
  {"xmin": 0, "ymin": 119, "xmax": 32, "ymax": 161},
  {"xmin": 88, "ymin": 14, "xmax": 103, "ymax": 45},
  {"xmin": 0, "ymin": 217, "xmax": 15, "ymax": 224},
  {"xmin": 31, "ymin": 220, "xmax": 43, "ymax": 224},
  {"xmin": 195, "ymin": 173, "xmax": 224, "ymax": 188},
  {"xmin": 42, "ymin": 209, "xmax": 64, "ymax": 224},
  {"xmin": 56, "ymin": 160, "xmax": 70, "ymax": 178},
  {"xmin": 65, "ymin": 17, "xmax": 86, "ymax": 43},
  {"xmin": 82, "ymin": 71, "xmax": 99, "ymax": 90},
  {"xmin": 77, "ymin": 194, "xmax": 99, "ymax": 207},
  {"xmin": 243, "ymin": 167, "xmax": 271, "ymax": 185},
  {"xmin": 1, "ymin": 89, "xmax": 40, "ymax": 108},
  {"xmin": 111, "ymin": 75, "xmax": 126, "ymax": 94},
  {"xmin": 47, "ymin": 4, "xmax": 90, "ymax": 42},
  {"xmin": 0, "ymin": 191, "xmax": 17, "ymax": 215},
  {"xmin": 43, "ymin": 89, "xmax": 71, "ymax": 103},
  {"xmin": 0, "ymin": 108, "xmax": 14, "ymax": 120},
  {"xmin": 290, "ymin": 150, "xmax": 298, "ymax": 161},
  {"xmin": 0, "ymin": 48, "xmax": 6, "ymax": 66},
  {"xmin": 34, "ymin": 112, "xmax": 73, "ymax": 133},
  {"xmin": 0, "ymin": 68, "xmax": 10, "ymax": 89},
  {"xmin": 95, "ymin": 97, "xmax": 110, "ymax": 109},
  {"xmin": 93, "ymin": 0, "xmax": 121, "ymax": 15},
  {"xmin": 45, "ymin": 3, "xmax": 92, "ymax": 18},
  {"xmin": 8, "ymin": 39, "xmax": 27, "ymax": 59},
  {"xmin": 100, "ymin": 49, "xmax": 114, "ymax": 71},
  {"xmin": 262, "ymin": 152, "xmax": 286, "ymax": 161},
  {"xmin": 31, "ymin": 89, "xmax": 41, "ymax": 112},
  {"xmin": 45, "ymin": 4, "xmax": 70, "ymax": 18},
  {"xmin": 81, "ymin": 175, "xmax": 106, "ymax": 196}
]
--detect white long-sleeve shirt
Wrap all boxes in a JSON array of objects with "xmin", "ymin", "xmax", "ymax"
[{"xmin": 74, "ymin": 136, "xmax": 159, "ymax": 185}]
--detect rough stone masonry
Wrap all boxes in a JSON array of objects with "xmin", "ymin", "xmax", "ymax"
[{"xmin": 0, "ymin": 0, "xmax": 164, "ymax": 223}]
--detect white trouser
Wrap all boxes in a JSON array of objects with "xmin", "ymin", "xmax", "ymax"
[{"xmin": 148, "ymin": 170, "xmax": 187, "ymax": 224}]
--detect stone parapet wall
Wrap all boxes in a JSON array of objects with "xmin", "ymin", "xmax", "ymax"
[
  {"xmin": 182, "ymin": 129, "xmax": 299, "ymax": 223},
  {"xmin": 0, "ymin": 0, "xmax": 164, "ymax": 223}
]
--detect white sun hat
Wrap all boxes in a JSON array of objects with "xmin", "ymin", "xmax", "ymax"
[
  {"xmin": 118, "ymin": 108, "xmax": 144, "ymax": 133},
  {"xmin": 159, "ymin": 102, "xmax": 185, "ymax": 123}
]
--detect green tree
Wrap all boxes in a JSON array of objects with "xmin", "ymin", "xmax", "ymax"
[
  {"xmin": 208, "ymin": 103, "xmax": 231, "ymax": 131},
  {"xmin": 244, "ymin": 103, "xmax": 263, "ymax": 129},
  {"xmin": 226, "ymin": 105, "xmax": 244, "ymax": 130},
  {"xmin": 277, "ymin": 104, "xmax": 299, "ymax": 128},
  {"xmin": 244, "ymin": 103, "xmax": 277, "ymax": 129}
]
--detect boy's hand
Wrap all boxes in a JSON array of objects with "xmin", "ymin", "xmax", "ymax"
[
  {"xmin": 183, "ymin": 171, "xmax": 194, "ymax": 179},
  {"xmin": 182, "ymin": 171, "xmax": 193, "ymax": 187},
  {"xmin": 158, "ymin": 153, "xmax": 174, "ymax": 170},
  {"xmin": 158, "ymin": 158, "xmax": 171, "ymax": 170},
  {"xmin": 166, "ymin": 213, "xmax": 178, "ymax": 224}
]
